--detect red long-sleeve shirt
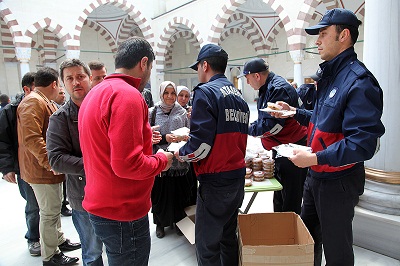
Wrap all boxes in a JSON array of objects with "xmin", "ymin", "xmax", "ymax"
[{"xmin": 78, "ymin": 74, "xmax": 167, "ymax": 221}]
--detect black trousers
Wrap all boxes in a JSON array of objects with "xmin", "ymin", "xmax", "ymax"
[
  {"xmin": 195, "ymin": 178, "xmax": 244, "ymax": 266},
  {"xmin": 272, "ymin": 137, "xmax": 308, "ymax": 214},
  {"xmin": 301, "ymin": 166, "xmax": 365, "ymax": 266}
]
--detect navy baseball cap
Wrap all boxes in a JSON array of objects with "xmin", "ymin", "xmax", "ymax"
[
  {"xmin": 189, "ymin": 44, "xmax": 228, "ymax": 71},
  {"xmin": 238, "ymin": 58, "xmax": 269, "ymax": 78},
  {"xmin": 305, "ymin": 8, "xmax": 361, "ymax": 35}
]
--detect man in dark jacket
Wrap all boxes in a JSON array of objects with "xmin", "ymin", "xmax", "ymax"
[
  {"xmin": 47, "ymin": 59, "xmax": 104, "ymax": 266},
  {"xmin": 272, "ymin": 8, "xmax": 385, "ymax": 265},
  {"xmin": 176, "ymin": 44, "xmax": 250, "ymax": 266},
  {"xmin": 240, "ymin": 57, "xmax": 308, "ymax": 215},
  {"xmin": 0, "ymin": 72, "xmax": 41, "ymax": 256}
]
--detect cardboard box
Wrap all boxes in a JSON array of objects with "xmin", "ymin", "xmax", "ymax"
[
  {"xmin": 176, "ymin": 205, "xmax": 196, "ymax": 244},
  {"xmin": 238, "ymin": 212, "xmax": 314, "ymax": 266}
]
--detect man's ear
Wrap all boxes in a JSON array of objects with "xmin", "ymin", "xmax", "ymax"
[
  {"xmin": 340, "ymin": 28, "xmax": 350, "ymax": 42},
  {"xmin": 90, "ymin": 75, "xmax": 93, "ymax": 81},
  {"xmin": 202, "ymin": 61, "xmax": 208, "ymax": 72},
  {"xmin": 140, "ymin": 56, "xmax": 149, "ymax": 70},
  {"xmin": 22, "ymin": 86, "xmax": 30, "ymax": 94}
]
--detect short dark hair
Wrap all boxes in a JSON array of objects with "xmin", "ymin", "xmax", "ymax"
[
  {"xmin": 34, "ymin": 67, "xmax": 59, "ymax": 87},
  {"xmin": 115, "ymin": 37, "xmax": 155, "ymax": 69},
  {"xmin": 88, "ymin": 60, "xmax": 105, "ymax": 71},
  {"xmin": 59, "ymin": 59, "xmax": 91, "ymax": 82},
  {"xmin": 0, "ymin": 94, "xmax": 9, "ymax": 103},
  {"xmin": 200, "ymin": 56, "xmax": 227, "ymax": 73},
  {"xmin": 21, "ymin": 72, "xmax": 35, "ymax": 89},
  {"xmin": 335, "ymin": 24, "xmax": 360, "ymax": 45}
]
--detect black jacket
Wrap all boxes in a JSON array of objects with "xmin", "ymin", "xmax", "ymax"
[
  {"xmin": 0, "ymin": 94, "xmax": 24, "ymax": 175},
  {"xmin": 46, "ymin": 99, "xmax": 86, "ymax": 211}
]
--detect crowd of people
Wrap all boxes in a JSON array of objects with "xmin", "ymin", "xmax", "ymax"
[{"xmin": 0, "ymin": 8, "xmax": 385, "ymax": 266}]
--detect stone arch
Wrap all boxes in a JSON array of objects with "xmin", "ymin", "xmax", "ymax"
[
  {"xmin": 156, "ymin": 17, "xmax": 203, "ymax": 73},
  {"xmin": 207, "ymin": 0, "xmax": 294, "ymax": 50},
  {"xmin": 24, "ymin": 17, "xmax": 72, "ymax": 50},
  {"xmin": 322, "ymin": 0, "xmax": 338, "ymax": 10},
  {"xmin": 207, "ymin": 0, "xmax": 246, "ymax": 44},
  {"xmin": 223, "ymin": 12, "xmax": 268, "ymax": 55},
  {"xmin": 116, "ymin": 15, "xmax": 144, "ymax": 46},
  {"xmin": 0, "ymin": 17, "xmax": 16, "ymax": 62},
  {"xmin": 0, "ymin": 2, "xmax": 26, "ymax": 48},
  {"xmin": 74, "ymin": 0, "xmax": 154, "ymax": 48},
  {"xmin": 84, "ymin": 19, "xmax": 117, "ymax": 53},
  {"xmin": 220, "ymin": 27, "xmax": 263, "ymax": 55},
  {"xmin": 164, "ymin": 31, "xmax": 200, "ymax": 68}
]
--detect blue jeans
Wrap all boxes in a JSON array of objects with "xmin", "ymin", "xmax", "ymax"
[
  {"xmin": 17, "ymin": 175, "xmax": 40, "ymax": 242},
  {"xmin": 88, "ymin": 213, "xmax": 151, "ymax": 266},
  {"xmin": 72, "ymin": 209, "xmax": 104, "ymax": 266}
]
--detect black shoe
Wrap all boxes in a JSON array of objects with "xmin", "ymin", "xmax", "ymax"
[
  {"xmin": 176, "ymin": 226, "xmax": 183, "ymax": 236},
  {"xmin": 156, "ymin": 225, "xmax": 165, "ymax": 238},
  {"xmin": 61, "ymin": 205, "xmax": 72, "ymax": 217},
  {"xmin": 58, "ymin": 239, "xmax": 81, "ymax": 252},
  {"xmin": 43, "ymin": 252, "xmax": 79, "ymax": 266}
]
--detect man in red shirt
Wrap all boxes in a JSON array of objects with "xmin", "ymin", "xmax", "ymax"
[{"xmin": 78, "ymin": 37, "xmax": 173, "ymax": 266}]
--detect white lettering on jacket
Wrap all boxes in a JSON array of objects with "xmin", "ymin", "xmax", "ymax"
[{"xmin": 225, "ymin": 109, "xmax": 249, "ymax": 124}]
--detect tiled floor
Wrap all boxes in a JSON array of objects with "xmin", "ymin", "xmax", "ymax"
[{"xmin": 1, "ymin": 103, "xmax": 399, "ymax": 265}]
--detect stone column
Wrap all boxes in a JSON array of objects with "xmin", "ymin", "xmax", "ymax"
[
  {"xmin": 15, "ymin": 47, "xmax": 31, "ymax": 78},
  {"xmin": 360, "ymin": 0, "xmax": 400, "ymax": 215},
  {"xmin": 289, "ymin": 50, "xmax": 304, "ymax": 86},
  {"xmin": 353, "ymin": 0, "xmax": 400, "ymax": 260}
]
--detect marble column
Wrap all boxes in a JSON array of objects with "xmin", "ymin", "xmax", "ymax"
[
  {"xmin": 289, "ymin": 50, "xmax": 304, "ymax": 86},
  {"xmin": 360, "ymin": 0, "xmax": 400, "ymax": 214},
  {"xmin": 353, "ymin": 0, "xmax": 400, "ymax": 260},
  {"xmin": 15, "ymin": 47, "xmax": 31, "ymax": 78}
]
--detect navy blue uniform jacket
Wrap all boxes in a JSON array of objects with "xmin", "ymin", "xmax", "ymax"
[
  {"xmin": 295, "ymin": 47, "xmax": 385, "ymax": 179},
  {"xmin": 179, "ymin": 74, "xmax": 250, "ymax": 182}
]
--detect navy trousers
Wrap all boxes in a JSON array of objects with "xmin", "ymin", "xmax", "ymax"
[
  {"xmin": 195, "ymin": 177, "xmax": 244, "ymax": 266},
  {"xmin": 301, "ymin": 166, "xmax": 365, "ymax": 266}
]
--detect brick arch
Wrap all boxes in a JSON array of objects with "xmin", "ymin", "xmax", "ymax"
[
  {"xmin": 0, "ymin": 2, "xmax": 26, "ymax": 48},
  {"xmin": 116, "ymin": 15, "xmax": 144, "ymax": 46},
  {"xmin": 220, "ymin": 27, "xmax": 264, "ymax": 55},
  {"xmin": 207, "ymin": 0, "xmax": 294, "ymax": 49},
  {"xmin": 0, "ymin": 17, "xmax": 16, "ymax": 61},
  {"xmin": 25, "ymin": 18, "xmax": 72, "ymax": 50},
  {"xmin": 223, "ymin": 12, "xmax": 268, "ymax": 55},
  {"xmin": 74, "ymin": 0, "xmax": 154, "ymax": 48},
  {"xmin": 322, "ymin": 0, "xmax": 338, "ymax": 10},
  {"xmin": 84, "ymin": 19, "xmax": 117, "ymax": 53},
  {"xmin": 156, "ymin": 17, "xmax": 203, "ymax": 73},
  {"xmin": 164, "ymin": 31, "xmax": 200, "ymax": 68}
]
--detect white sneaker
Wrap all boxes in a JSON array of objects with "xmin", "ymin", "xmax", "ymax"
[{"xmin": 28, "ymin": 241, "xmax": 41, "ymax": 256}]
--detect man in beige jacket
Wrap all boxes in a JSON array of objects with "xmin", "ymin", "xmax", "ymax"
[{"xmin": 17, "ymin": 67, "xmax": 80, "ymax": 266}]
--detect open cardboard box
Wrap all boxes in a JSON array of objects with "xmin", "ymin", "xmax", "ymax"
[
  {"xmin": 176, "ymin": 205, "xmax": 196, "ymax": 244},
  {"xmin": 238, "ymin": 212, "xmax": 314, "ymax": 266}
]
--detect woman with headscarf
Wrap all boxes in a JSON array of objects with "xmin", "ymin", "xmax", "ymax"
[
  {"xmin": 176, "ymin": 85, "xmax": 197, "ymax": 206},
  {"xmin": 177, "ymin": 85, "xmax": 192, "ymax": 119},
  {"xmin": 149, "ymin": 81, "xmax": 191, "ymax": 238}
]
